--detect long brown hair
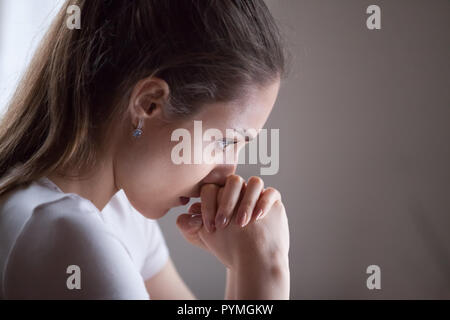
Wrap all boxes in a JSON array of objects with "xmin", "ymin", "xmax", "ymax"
[{"xmin": 0, "ymin": 0, "xmax": 289, "ymax": 197}]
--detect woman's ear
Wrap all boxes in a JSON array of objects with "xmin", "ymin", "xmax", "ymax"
[{"xmin": 129, "ymin": 76, "xmax": 170, "ymax": 121}]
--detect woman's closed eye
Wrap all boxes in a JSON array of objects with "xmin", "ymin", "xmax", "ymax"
[{"xmin": 216, "ymin": 138, "xmax": 239, "ymax": 150}]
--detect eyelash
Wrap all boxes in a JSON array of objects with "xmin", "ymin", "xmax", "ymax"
[{"xmin": 217, "ymin": 139, "xmax": 238, "ymax": 150}]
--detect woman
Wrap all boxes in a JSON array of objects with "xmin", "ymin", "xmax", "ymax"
[{"xmin": 0, "ymin": 0, "xmax": 290, "ymax": 299}]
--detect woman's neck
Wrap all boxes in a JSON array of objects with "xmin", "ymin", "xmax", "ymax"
[{"xmin": 46, "ymin": 157, "xmax": 119, "ymax": 212}]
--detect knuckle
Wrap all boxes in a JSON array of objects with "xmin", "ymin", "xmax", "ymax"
[
  {"xmin": 264, "ymin": 186, "xmax": 276, "ymax": 194},
  {"xmin": 273, "ymin": 199, "xmax": 283, "ymax": 210},
  {"xmin": 201, "ymin": 183, "xmax": 218, "ymax": 194},
  {"xmin": 265, "ymin": 187, "xmax": 281, "ymax": 199},
  {"xmin": 226, "ymin": 174, "xmax": 244, "ymax": 186},
  {"xmin": 273, "ymin": 200, "xmax": 286, "ymax": 217},
  {"xmin": 248, "ymin": 176, "xmax": 264, "ymax": 188}
]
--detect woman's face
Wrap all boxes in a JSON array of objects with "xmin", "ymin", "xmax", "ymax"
[{"xmin": 114, "ymin": 79, "xmax": 281, "ymax": 219}]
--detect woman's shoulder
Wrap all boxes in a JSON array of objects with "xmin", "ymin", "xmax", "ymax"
[
  {"xmin": 1, "ymin": 177, "xmax": 119, "ymax": 255},
  {"xmin": 0, "ymin": 178, "xmax": 102, "ymax": 248},
  {"xmin": 9, "ymin": 193, "xmax": 120, "ymax": 263},
  {"xmin": 1, "ymin": 181, "xmax": 149, "ymax": 299},
  {"xmin": 0, "ymin": 177, "xmax": 96, "ymax": 221}
]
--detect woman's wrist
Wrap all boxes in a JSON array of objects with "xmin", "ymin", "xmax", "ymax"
[
  {"xmin": 225, "ymin": 267, "xmax": 236, "ymax": 300},
  {"xmin": 233, "ymin": 241, "xmax": 289, "ymax": 272},
  {"xmin": 232, "ymin": 249, "xmax": 290, "ymax": 299},
  {"xmin": 238, "ymin": 250, "xmax": 289, "ymax": 279}
]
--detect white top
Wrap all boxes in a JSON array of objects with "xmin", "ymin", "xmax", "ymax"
[{"xmin": 0, "ymin": 176, "xmax": 170, "ymax": 299}]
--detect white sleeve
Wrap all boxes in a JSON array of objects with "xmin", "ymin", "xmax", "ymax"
[
  {"xmin": 140, "ymin": 218, "xmax": 170, "ymax": 281},
  {"xmin": 3, "ymin": 196, "xmax": 150, "ymax": 300}
]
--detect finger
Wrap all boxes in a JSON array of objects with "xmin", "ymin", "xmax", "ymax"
[
  {"xmin": 252, "ymin": 187, "xmax": 282, "ymax": 222},
  {"xmin": 239, "ymin": 182, "xmax": 247, "ymax": 204},
  {"xmin": 232, "ymin": 182, "xmax": 247, "ymax": 224},
  {"xmin": 176, "ymin": 213, "xmax": 207, "ymax": 250},
  {"xmin": 236, "ymin": 176, "xmax": 264, "ymax": 227},
  {"xmin": 188, "ymin": 202, "xmax": 202, "ymax": 215},
  {"xmin": 217, "ymin": 187, "xmax": 224, "ymax": 204},
  {"xmin": 176, "ymin": 212, "xmax": 203, "ymax": 234},
  {"xmin": 215, "ymin": 175, "xmax": 245, "ymax": 229},
  {"xmin": 200, "ymin": 183, "xmax": 219, "ymax": 233}
]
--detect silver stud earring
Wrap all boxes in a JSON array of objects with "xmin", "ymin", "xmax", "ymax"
[{"xmin": 133, "ymin": 119, "xmax": 144, "ymax": 138}]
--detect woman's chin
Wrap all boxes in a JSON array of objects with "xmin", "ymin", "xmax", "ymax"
[
  {"xmin": 139, "ymin": 209, "xmax": 169, "ymax": 220},
  {"xmin": 135, "ymin": 197, "xmax": 186, "ymax": 219},
  {"xmin": 132, "ymin": 202, "xmax": 171, "ymax": 219}
]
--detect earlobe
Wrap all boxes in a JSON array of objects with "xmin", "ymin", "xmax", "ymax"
[{"xmin": 132, "ymin": 119, "xmax": 144, "ymax": 138}]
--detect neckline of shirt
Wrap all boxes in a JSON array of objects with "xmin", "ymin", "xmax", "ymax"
[{"xmin": 36, "ymin": 176, "xmax": 124, "ymax": 214}]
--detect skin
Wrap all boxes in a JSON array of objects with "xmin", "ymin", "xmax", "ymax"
[{"xmin": 48, "ymin": 76, "xmax": 290, "ymax": 299}]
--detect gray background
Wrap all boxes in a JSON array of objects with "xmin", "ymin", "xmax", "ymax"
[
  {"xmin": 159, "ymin": 0, "xmax": 450, "ymax": 299},
  {"xmin": 1, "ymin": 0, "xmax": 449, "ymax": 299}
]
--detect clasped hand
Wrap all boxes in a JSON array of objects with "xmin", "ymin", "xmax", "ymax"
[{"xmin": 176, "ymin": 175, "xmax": 289, "ymax": 270}]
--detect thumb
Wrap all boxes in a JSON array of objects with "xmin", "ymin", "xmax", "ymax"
[
  {"xmin": 176, "ymin": 213, "xmax": 208, "ymax": 251},
  {"xmin": 176, "ymin": 213, "xmax": 203, "ymax": 234},
  {"xmin": 176, "ymin": 202, "xmax": 203, "ymax": 233}
]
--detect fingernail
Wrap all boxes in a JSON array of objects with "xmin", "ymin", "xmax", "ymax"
[
  {"xmin": 255, "ymin": 209, "xmax": 264, "ymax": 221},
  {"xmin": 216, "ymin": 214, "xmax": 227, "ymax": 229},
  {"xmin": 188, "ymin": 215, "xmax": 203, "ymax": 228},
  {"xmin": 238, "ymin": 211, "xmax": 247, "ymax": 228}
]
